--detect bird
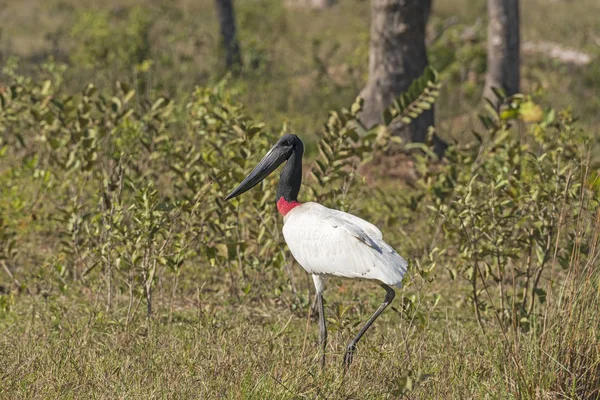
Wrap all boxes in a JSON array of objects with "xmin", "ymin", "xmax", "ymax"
[{"xmin": 225, "ymin": 133, "xmax": 407, "ymax": 369}]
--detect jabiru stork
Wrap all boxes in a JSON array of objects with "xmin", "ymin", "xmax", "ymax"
[{"xmin": 225, "ymin": 134, "xmax": 407, "ymax": 368}]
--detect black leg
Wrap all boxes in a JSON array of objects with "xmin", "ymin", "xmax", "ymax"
[
  {"xmin": 317, "ymin": 292, "xmax": 327, "ymax": 369},
  {"xmin": 310, "ymin": 292, "xmax": 319, "ymax": 318},
  {"xmin": 343, "ymin": 284, "xmax": 396, "ymax": 369}
]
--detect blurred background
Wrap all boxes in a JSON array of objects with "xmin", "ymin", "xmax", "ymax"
[{"xmin": 1, "ymin": 0, "xmax": 599, "ymax": 145}]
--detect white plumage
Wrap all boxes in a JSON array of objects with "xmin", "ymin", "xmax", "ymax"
[{"xmin": 282, "ymin": 202, "xmax": 407, "ymax": 288}]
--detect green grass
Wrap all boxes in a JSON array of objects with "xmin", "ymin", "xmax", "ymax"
[
  {"xmin": 2, "ymin": 266, "xmax": 599, "ymax": 398},
  {"xmin": 1, "ymin": 0, "xmax": 600, "ymax": 398}
]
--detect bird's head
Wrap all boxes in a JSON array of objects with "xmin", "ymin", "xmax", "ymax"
[{"xmin": 225, "ymin": 134, "xmax": 303, "ymax": 201}]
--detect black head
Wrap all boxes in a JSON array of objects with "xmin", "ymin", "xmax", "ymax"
[
  {"xmin": 276, "ymin": 133, "xmax": 301, "ymax": 148},
  {"xmin": 225, "ymin": 134, "xmax": 304, "ymax": 201}
]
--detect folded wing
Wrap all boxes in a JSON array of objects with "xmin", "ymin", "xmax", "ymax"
[{"xmin": 282, "ymin": 202, "xmax": 407, "ymax": 288}]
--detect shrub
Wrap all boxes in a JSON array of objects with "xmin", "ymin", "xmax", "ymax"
[{"xmin": 432, "ymin": 93, "xmax": 593, "ymax": 334}]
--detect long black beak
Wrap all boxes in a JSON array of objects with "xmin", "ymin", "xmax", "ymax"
[{"xmin": 225, "ymin": 145, "xmax": 290, "ymax": 200}]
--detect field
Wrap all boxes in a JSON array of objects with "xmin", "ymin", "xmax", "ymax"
[{"xmin": 1, "ymin": 0, "xmax": 600, "ymax": 398}]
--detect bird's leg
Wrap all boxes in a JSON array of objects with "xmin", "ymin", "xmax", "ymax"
[
  {"xmin": 310, "ymin": 292, "xmax": 319, "ymax": 319},
  {"xmin": 343, "ymin": 284, "xmax": 396, "ymax": 369},
  {"xmin": 317, "ymin": 291, "xmax": 327, "ymax": 369},
  {"xmin": 312, "ymin": 274, "xmax": 327, "ymax": 369}
]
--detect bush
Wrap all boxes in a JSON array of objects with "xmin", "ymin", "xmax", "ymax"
[
  {"xmin": 432, "ymin": 94, "xmax": 593, "ymax": 333},
  {"xmin": 1, "ymin": 62, "xmax": 598, "ymax": 397}
]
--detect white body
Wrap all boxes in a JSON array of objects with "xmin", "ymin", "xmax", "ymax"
[{"xmin": 282, "ymin": 202, "xmax": 407, "ymax": 291}]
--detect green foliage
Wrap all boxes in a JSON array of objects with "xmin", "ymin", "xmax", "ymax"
[
  {"xmin": 1, "ymin": 55, "xmax": 600, "ymax": 398},
  {"xmin": 428, "ymin": 19, "xmax": 487, "ymax": 99},
  {"xmin": 308, "ymin": 97, "xmax": 366, "ymax": 210},
  {"xmin": 175, "ymin": 83, "xmax": 288, "ymax": 295},
  {"xmin": 1, "ymin": 1, "xmax": 600, "ymax": 396},
  {"xmin": 0, "ymin": 212, "xmax": 16, "ymax": 282},
  {"xmin": 0, "ymin": 136, "xmax": 16, "ymax": 275},
  {"xmin": 70, "ymin": 7, "xmax": 153, "ymax": 73},
  {"xmin": 0, "ymin": 62, "xmax": 445, "ymax": 313},
  {"xmin": 432, "ymin": 92, "xmax": 591, "ymax": 332},
  {"xmin": 236, "ymin": 0, "xmax": 288, "ymax": 72},
  {"xmin": 383, "ymin": 66, "xmax": 442, "ymax": 129}
]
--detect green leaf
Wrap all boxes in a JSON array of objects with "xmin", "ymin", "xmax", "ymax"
[{"xmin": 533, "ymin": 288, "xmax": 547, "ymax": 304}]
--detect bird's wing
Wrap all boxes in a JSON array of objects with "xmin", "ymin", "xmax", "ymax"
[
  {"xmin": 321, "ymin": 214, "xmax": 384, "ymax": 253},
  {"xmin": 282, "ymin": 203, "xmax": 407, "ymax": 287},
  {"xmin": 327, "ymin": 208, "xmax": 383, "ymax": 240}
]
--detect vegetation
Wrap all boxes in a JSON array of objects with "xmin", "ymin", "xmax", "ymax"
[{"xmin": 1, "ymin": 0, "xmax": 600, "ymax": 398}]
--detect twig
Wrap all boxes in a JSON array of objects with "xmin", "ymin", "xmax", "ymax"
[{"xmin": 1, "ymin": 260, "xmax": 25, "ymax": 293}]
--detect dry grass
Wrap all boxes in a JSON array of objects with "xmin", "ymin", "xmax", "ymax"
[
  {"xmin": 0, "ymin": 283, "xmax": 514, "ymax": 398},
  {"xmin": 1, "ymin": 0, "xmax": 600, "ymax": 398},
  {"xmin": 1, "ymin": 255, "xmax": 599, "ymax": 399}
]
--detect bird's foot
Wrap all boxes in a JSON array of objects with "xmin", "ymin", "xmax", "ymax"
[{"xmin": 343, "ymin": 344, "xmax": 356, "ymax": 370}]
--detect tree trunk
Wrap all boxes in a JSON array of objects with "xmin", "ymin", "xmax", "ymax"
[
  {"xmin": 215, "ymin": 0, "xmax": 241, "ymax": 69},
  {"xmin": 359, "ymin": 0, "xmax": 445, "ymax": 156},
  {"xmin": 483, "ymin": 0, "xmax": 520, "ymax": 104}
]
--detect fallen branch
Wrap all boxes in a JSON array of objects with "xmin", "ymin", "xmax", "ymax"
[{"xmin": 522, "ymin": 40, "xmax": 593, "ymax": 66}]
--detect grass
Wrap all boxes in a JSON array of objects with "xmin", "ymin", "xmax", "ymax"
[
  {"xmin": 1, "ymin": 0, "xmax": 600, "ymax": 398},
  {"xmin": 2, "ymin": 261, "xmax": 599, "ymax": 398}
]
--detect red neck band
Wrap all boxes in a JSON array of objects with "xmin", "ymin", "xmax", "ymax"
[{"xmin": 277, "ymin": 197, "xmax": 301, "ymax": 216}]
